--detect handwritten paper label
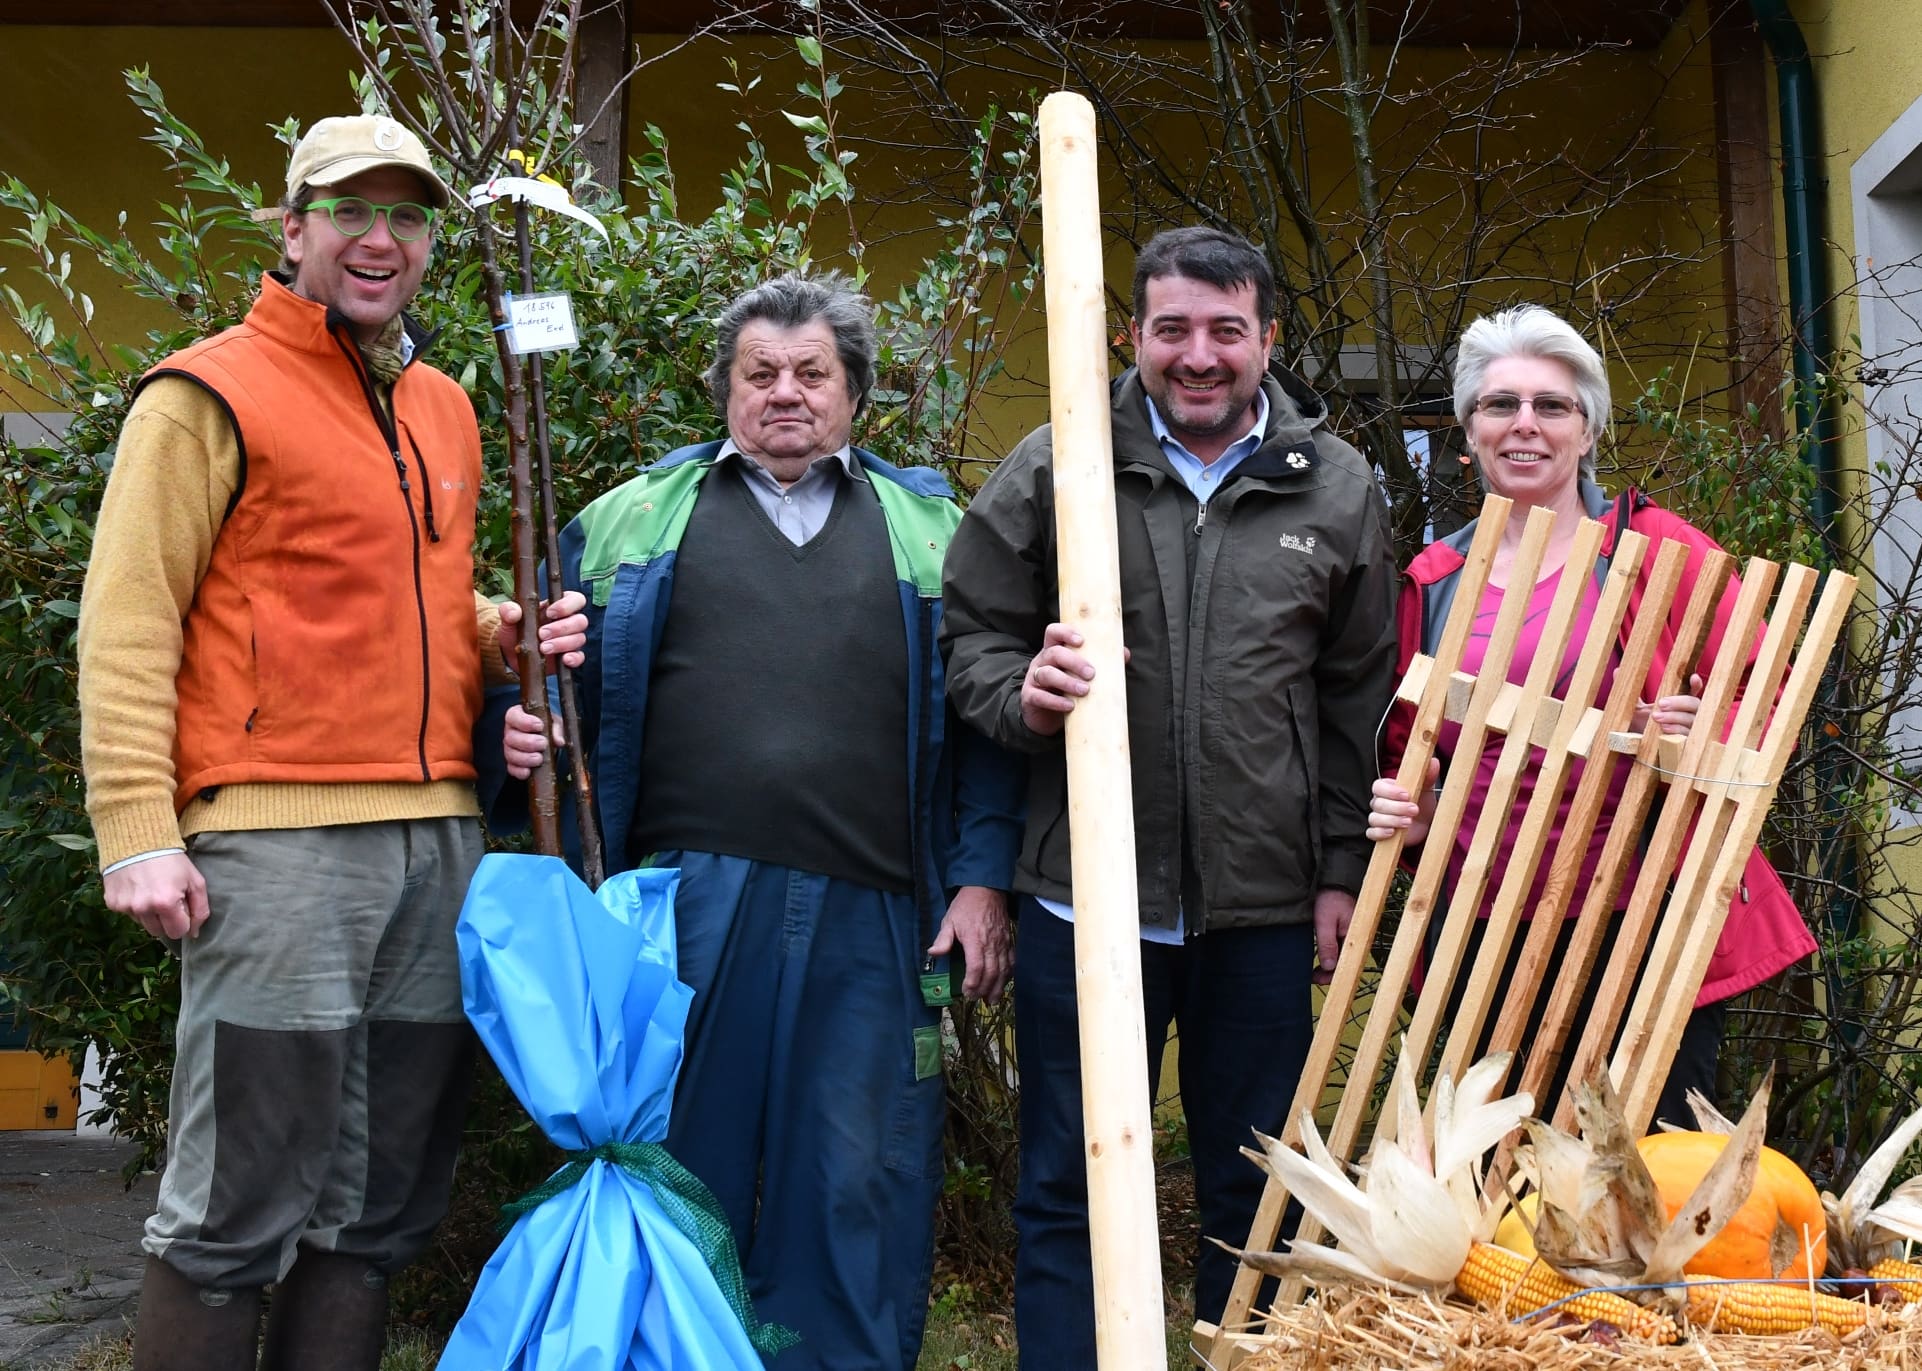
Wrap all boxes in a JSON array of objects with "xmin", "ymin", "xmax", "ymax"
[{"xmin": 504, "ymin": 292, "xmax": 579, "ymax": 354}]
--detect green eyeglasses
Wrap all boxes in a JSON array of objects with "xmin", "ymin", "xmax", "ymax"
[{"xmin": 305, "ymin": 196, "xmax": 437, "ymax": 242}]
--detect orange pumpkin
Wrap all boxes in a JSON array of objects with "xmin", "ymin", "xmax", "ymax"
[{"xmin": 1636, "ymin": 1131, "xmax": 1826, "ymax": 1279}]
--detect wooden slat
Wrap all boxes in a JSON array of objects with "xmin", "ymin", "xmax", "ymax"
[
  {"xmin": 1265, "ymin": 505, "xmax": 1557, "ymax": 1309},
  {"xmin": 1615, "ymin": 573, "xmax": 1849, "ymax": 1131},
  {"xmin": 1577, "ymin": 557, "xmax": 1794, "ymax": 1130},
  {"xmin": 1477, "ymin": 536, "xmax": 1688, "ymax": 1191},
  {"xmin": 1613, "ymin": 566, "xmax": 1845, "ymax": 1131}
]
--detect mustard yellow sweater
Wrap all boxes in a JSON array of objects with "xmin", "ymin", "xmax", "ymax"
[{"xmin": 79, "ymin": 376, "xmax": 515, "ymax": 870}]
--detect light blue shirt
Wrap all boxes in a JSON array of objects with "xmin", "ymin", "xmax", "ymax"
[
  {"xmin": 1148, "ymin": 386, "xmax": 1270, "ymax": 506},
  {"xmin": 719, "ymin": 439, "xmax": 862, "ymax": 545},
  {"xmin": 1038, "ymin": 388, "xmax": 1271, "ymax": 944}
]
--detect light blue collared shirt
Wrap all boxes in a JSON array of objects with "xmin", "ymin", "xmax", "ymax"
[
  {"xmin": 1148, "ymin": 386, "xmax": 1270, "ymax": 507},
  {"xmin": 718, "ymin": 439, "xmax": 863, "ymax": 545},
  {"xmin": 1037, "ymin": 389, "xmax": 1271, "ymax": 944}
]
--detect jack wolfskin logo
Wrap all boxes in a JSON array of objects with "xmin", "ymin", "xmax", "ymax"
[{"xmin": 1278, "ymin": 533, "xmax": 1318, "ymax": 554}]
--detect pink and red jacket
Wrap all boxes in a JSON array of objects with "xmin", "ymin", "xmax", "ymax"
[{"xmin": 1386, "ymin": 483, "xmax": 1816, "ymax": 1006}]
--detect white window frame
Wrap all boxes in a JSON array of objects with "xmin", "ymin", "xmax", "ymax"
[{"xmin": 1851, "ymin": 91, "xmax": 1922, "ymax": 828}]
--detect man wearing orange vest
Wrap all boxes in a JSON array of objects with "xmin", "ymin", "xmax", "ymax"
[{"xmin": 77, "ymin": 115, "xmax": 583, "ymax": 1371}]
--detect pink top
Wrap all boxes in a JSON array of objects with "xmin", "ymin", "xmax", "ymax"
[{"xmin": 1440, "ymin": 568, "xmax": 1640, "ymax": 920}]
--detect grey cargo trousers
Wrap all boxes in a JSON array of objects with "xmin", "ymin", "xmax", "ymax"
[{"xmin": 143, "ymin": 818, "xmax": 482, "ymax": 1288}]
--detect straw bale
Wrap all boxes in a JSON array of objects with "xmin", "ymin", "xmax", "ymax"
[{"xmin": 1219, "ymin": 1287, "xmax": 1922, "ymax": 1371}]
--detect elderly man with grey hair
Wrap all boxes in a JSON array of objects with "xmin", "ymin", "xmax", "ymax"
[{"xmin": 496, "ymin": 271, "xmax": 1021, "ymax": 1369}]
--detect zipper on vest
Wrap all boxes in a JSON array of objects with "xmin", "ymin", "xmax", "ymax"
[
  {"xmin": 1194, "ymin": 501, "xmax": 1208, "ymax": 536},
  {"xmin": 332, "ymin": 328, "xmax": 434, "ymax": 782},
  {"xmin": 405, "ymin": 430, "xmax": 441, "ymax": 543}
]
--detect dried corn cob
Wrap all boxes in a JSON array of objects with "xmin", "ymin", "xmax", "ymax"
[
  {"xmin": 1454, "ymin": 1243, "xmax": 1679, "ymax": 1343},
  {"xmin": 1681, "ymin": 1279, "xmax": 1868, "ymax": 1335},
  {"xmin": 1869, "ymin": 1257, "xmax": 1922, "ymax": 1303}
]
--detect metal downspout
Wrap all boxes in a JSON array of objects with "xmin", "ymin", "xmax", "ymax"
[
  {"xmin": 1749, "ymin": 1, "xmax": 1862, "ymax": 1114},
  {"xmin": 1750, "ymin": 0, "xmax": 1840, "ymax": 547}
]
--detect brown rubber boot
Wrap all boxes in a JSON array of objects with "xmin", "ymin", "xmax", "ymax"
[
  {"xmin": 257, "ymin": 1251, "xmax": 390, "ymax": 1371},
  {"xmin": 130, "ymin": 1254, "xmax": 263, "ymax": 1371}
]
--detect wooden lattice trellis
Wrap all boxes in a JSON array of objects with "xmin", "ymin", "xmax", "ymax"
[{"xmin": 1195, "ymin": 494, "xmax": 1857, "ymax": 1367}]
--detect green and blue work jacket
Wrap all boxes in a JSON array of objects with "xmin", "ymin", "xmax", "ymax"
[{"xmin": 483, "ymin": 441, "xmax": 1022, "ymax": 930}]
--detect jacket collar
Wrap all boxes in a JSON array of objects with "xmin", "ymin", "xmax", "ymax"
[
  {"xmin": 651, "ymin": 437, "xmax": 957, "ymax": 500},
  {"xmin": 1111, "ymin": 363, "xmax": 1326, "ymax": 485},
  {"xmin": 1413, "ymin": 478, "xmax": 1638, "ymax": 584},
  {"xmin": 250, "ymin": 272, "xmax": 438, "ymax": 365}
]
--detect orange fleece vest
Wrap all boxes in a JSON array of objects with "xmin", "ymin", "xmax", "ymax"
[{"xmin": 143, "ymin": 276, "xmax": 485, "ymax": 812}]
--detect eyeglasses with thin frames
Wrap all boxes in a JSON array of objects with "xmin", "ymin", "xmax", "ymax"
[
  {"xmin": 304, "ymin": 196, "xmax": 437, "ymax": 242},
  {"xmin": 1472, "ymin": 392, "xmax": 1584, "ymax": 421}
]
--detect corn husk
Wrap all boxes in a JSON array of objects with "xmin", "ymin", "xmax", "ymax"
[
  {"xmin": 1523, "ymin": 1072, "xmax": 1771, "ymax": 1299},
  {"xmin": 1827, "ymin": 1103, "xmax": 1922, "ymax": 1273},
  {"xmin": 1227, "ymin": 1045, "xmax": 1532, "ymax": 1293}
]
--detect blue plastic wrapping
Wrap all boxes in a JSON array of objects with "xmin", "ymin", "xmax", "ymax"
[{"xmin": 436, "ymin": 853, "xmax": 769, "ymax": 1371}]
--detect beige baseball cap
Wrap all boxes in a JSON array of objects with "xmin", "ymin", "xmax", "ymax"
[{"xmin": 284, "ymin": 115, "xmax": 452, "ymax": 209}]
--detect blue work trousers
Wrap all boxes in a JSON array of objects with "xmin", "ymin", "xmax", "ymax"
[
  {"xmin": 1010, "ymin": 899, "xmax": 1313, "ymax": 1366},
  {"xmin": 660, "ymin": 851, "xmax": 945, "ymax": 1370}
]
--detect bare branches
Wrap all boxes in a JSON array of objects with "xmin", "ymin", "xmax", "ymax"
[
  {"xmin": 319, "ymin": 0, "xmax": 587, "ymax": 188},
  {"xmin": 720, "ymin": 1, "xmax": 1734, "ymax": 543}
]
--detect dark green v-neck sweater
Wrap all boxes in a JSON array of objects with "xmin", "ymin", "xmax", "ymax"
[{"xmin": 629, "ymin": 467, "xmax": 913, "ymax": 891}]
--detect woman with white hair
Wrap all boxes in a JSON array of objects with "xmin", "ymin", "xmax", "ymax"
[{"xmin": 1365, "ymin": 304, "xmax": 1814, "ymax": 1123}]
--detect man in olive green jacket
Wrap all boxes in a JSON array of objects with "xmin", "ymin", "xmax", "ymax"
[{"xmin": 939, "ymin": 227, "xmax": 1397, "ymax": 1363}]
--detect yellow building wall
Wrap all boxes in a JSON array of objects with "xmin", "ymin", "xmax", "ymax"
[
  {"xmin": 1, "ymin": 21, "xmax": 1736, "ymax": 460},
  {"xmin": 1790, "ymin": 0, "xmax": 1922, "ymax": 890},
  {"xmin": 1796, "ymin": 0, "xmax": 1922, "ymax": 463},
  {"xmin": 1796, "ymin": 0, "xmax": 1922, "ymax": 200},
  {"xmin": 0, "ymin": 1049, "xmax": 77, "ymax": 1130},
  {"xmin": 1792, "ymin": 0, "xmax": 1922, "ymax": 480},
  {"xmin": 0, "ymin": 27, "xmax": 363, "ymax": 375}
]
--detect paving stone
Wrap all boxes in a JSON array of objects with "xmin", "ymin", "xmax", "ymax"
[{"xmin": 0, "ymin": 1132, "xmax": 152, "ymax": 1370}]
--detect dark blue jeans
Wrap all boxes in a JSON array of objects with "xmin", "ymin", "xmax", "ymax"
[
  {"xmin": 662, "ymin": 852, "xmax": 944, "ymax": 1370},
  {"xmin": 1010, "ymin": 899, "xmax": 1313, "ymax": 1366}
]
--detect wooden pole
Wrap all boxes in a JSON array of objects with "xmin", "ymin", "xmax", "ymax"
[
  {"xmin": 1038, "ymin": 91, "xmax": 1166, "ymax": 1369},
  {"xmin": 575, "ymin": 0, "xmax": 632, "ymax": 198}
]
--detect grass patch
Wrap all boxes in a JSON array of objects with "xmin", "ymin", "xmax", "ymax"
[
  {"xmin": 914, "ymin": 1152, "xmax": 1201, "ymax": 1368},
  {"xmin": 23, "ymin": 1327, "xmax": 446, "ymax": 1371},
  {"xmin": 915, "ymin": 1299, "xmax": 1196, "ymax": 1369}
]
